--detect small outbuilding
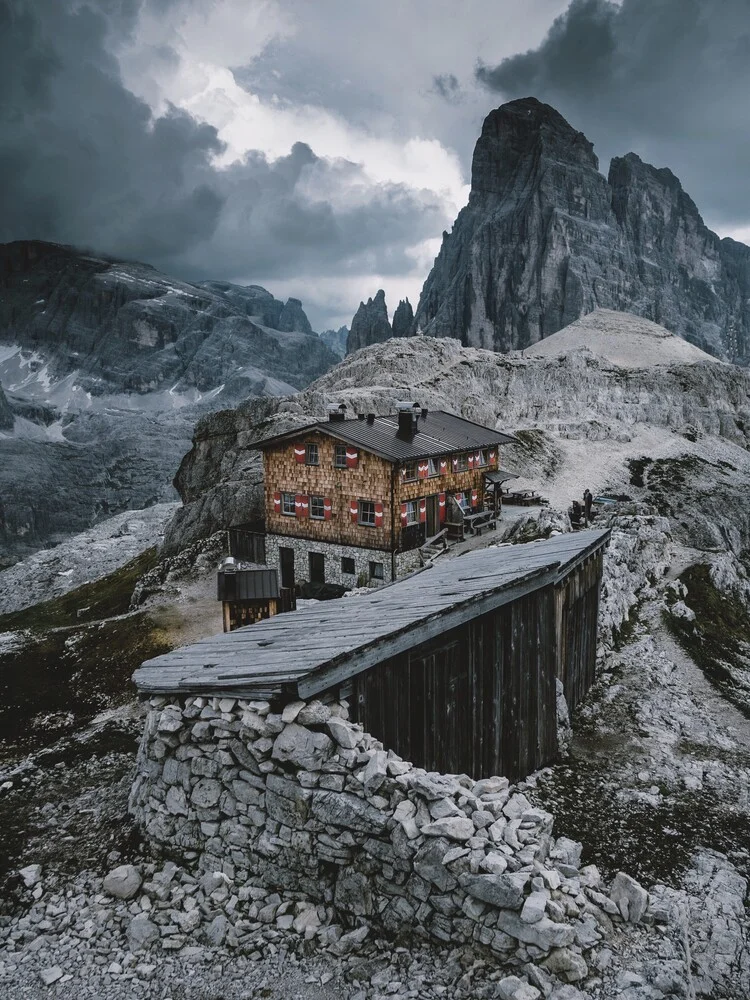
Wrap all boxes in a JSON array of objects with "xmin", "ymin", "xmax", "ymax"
[{"xmin": 136, "ymin": 529, "xmax": 610, "ymax": 781}]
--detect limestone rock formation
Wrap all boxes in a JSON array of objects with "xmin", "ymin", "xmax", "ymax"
[
  {"xmin": 346, "ymin": 289, "xmax": 392, "ymax": 354},
  {"xmin": 0, "ymin": 241, "xmax": 338, "ymax": 562},
  {"xmin": 412, "ymin": 98, "xmax": 750, "ymax": 363},
  {"xmin": 318, "ymin": 326, "xmax": 349, "ymax": 358},
  {"xmin": 391, "ymin": 298, "xmax": 414, "ymax": 339}
]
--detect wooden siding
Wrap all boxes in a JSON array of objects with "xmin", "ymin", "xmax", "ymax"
[
  {"xmin": 349, "ymin": 586, "xmax": 558, "ymax": 781},
  {"xmin": 555, "ymin": 551, "xmax": 604, "ymax": 711},
  {"xmin": 263, "ymin": 430, "xmax": 395, "ymax": 550}
]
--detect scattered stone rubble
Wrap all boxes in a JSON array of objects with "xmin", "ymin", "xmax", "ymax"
[{"xmin": 126, "ymin": 691, "xmax": 664, "ymax": 993}]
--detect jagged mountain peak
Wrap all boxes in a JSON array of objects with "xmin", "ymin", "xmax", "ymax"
[{"xmin": 412, "ymin": 99, "xmax": 750, "ymax": 363}]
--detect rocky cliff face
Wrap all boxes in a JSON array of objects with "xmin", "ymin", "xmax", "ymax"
[
  {"xmin": 318, "ymin": 326, "xmax": 349, "ymax": 358},
  {"xmin": 391, "ymin": 298, "xmax": 414, "ymax": 339},
  {"xmin": 412, "ymin": 98, "xmax": 750, "ymax": 363},
  {"xmin": 346, "ymin": 289, "xmax": 392, "ymax": 354},
  {"xmin": 0, "ymin": 241, "xmax": 338, "ymax": 563}
]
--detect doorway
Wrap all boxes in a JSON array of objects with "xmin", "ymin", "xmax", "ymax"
[
  {"xmin": 309, "ymin": 551, "xmax": 325, "ymax": 584},
  {"xmin": 279, "ymin": 547, "xmax": 295, "ymax": 590},
  {"xmin": 426, "ymin": 494, "xmax": 440, "ymax": 537}
]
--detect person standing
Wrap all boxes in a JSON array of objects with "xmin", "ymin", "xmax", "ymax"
[{"xmin": 583, "ymin": 489, "xmax": 593, "ymax": 523}]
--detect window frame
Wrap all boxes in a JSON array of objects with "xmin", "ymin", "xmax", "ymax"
[
  {"xmin": 369, "ymin": 561, "xmax": 384, "ymax": 581},
  {"xmin": 310, "ymin": 495, "xmax": 325, "ymax": 520},
  {"xmin": 333, "ymin": 443, "xmax": 348, "ymax": 469},
  {"xmin": 476, "ymin": 449, "xmax": 488, "ymax": 468},
  {"xmin": 402, "ymin": 460, "xmax": 418, "ymax": 481},
  {"xmin": 341, "ymin": 556, "xmax": 356, "ymax": 575},
  {"xmin": 455, "ymin": 453, "xmax": 469, "ymax": 473},
  {"xmin": 427, "ymin": 457, "xmax": 440, "ymax": 478},
  {"xmin": 404, "ymin": 499, "xmax": 419, "ymax": 525},
  {"xmin": 281, "ymin": 492, "xmax": 296, "ymax": 516},
  {"xmin": 305, "ymin": 442, "xmax": 319, "ymax": 466},
  {"xmin": 358, "ymin": 499, "xmax": 376, "ymax": 527}
]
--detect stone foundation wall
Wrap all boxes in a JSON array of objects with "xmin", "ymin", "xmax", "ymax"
[
  {"xmin": 265, "ymin": 533, "xmax": 394, "ymax": 587},
  {"xmin": 129, "ymin": 694, "xmax": 652, "ymax": 976}
]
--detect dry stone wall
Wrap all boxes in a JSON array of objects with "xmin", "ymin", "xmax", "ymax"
[{"xmin": 129, "ymin": 693, "xmax": 657, "ymax": 979}]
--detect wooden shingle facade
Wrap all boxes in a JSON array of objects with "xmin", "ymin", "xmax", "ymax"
[
  {"xmin": 135, "ymin": 530, "xmax": 610, "ymax": 781},
  {"xmin": 258, "ymin": 403, "xmax": 516, "ymax": 588}
]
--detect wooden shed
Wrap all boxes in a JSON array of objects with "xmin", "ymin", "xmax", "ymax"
[{"xmin": 136, "ymin": 530, "xmax": 610, "ymax": 781}]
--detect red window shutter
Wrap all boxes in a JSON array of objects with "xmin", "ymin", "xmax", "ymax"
[
  {"xmin": 400, "ymin": 467, "xmax": 407, "ymax": 482},
  {"xmin": 323, "ymin": 497, "xmax": 332, "ymax": 520},
  {"xmin": 468, "ymin": 453, "xmax": 474, "ymax": 470},
  {"xmin": 452, "ymin": 456, "xmax": 459, "ymax": 473},
  {"xmin": 418, "ymin": 461, "xmax": 428, "ymax": 480},
  {"xmin": 374, "ymin": 501, "xmax": 384, "ymax": 527},
  {"xmin": 439, "ymin": 458, "xmax": 448, "ymax": 475},
  {"xmin": 489, "ymin": 449, "xmax": 497, "ymax": 467},
  {"xmin": 300, "ymin": 495, "xmax": 309, "ymax": 517},
  {"xmin": 294, "ymin": 445, "xmax": 306, "ymax": 464},
  {"xmin": 471, "ymin": 489, "xmax": 478, "ymax": 507},
  {"xmin": 419, "ymin": 498, "xmax": 427, "ymax": 523},
  {"xmin": 273, "ymin": 491, "xmax": 281, "ymax": 513},
  {"xmin": 349, "ymin": 498, "xmax": 359, "ymax": 523},
  {"xmin": 295, "ymin": 494, "xmax": 308, "ymax": 518},
  {"xmin": 400, "ymin": 502, "xmax": 408, "ymax": 527},
  {"xmin": 455, "ymin": 491, "xmax": 464, "ymax": 506},
  {"xmin": 438, "ymin": 492, "xmax": 446, "ymax": 523},
  {"xmin": 346, "ymin": 448, "xmax": 359, "ymax": 469}
]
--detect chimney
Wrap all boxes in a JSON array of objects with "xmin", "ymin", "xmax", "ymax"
[
  {"xmin": 421, "ymin": 407, "xmax": 428, "ymax": 420},
  {"xmin": 396, "ymin": 401, "xmax": 420, "ymax": 439},
  {"xmin": 327, "ymin": 402, "xmax": 347, "ymax": 422},
  {"xmin": 357, "ymin": 413, "xmax": 365, "ymax": 421},
  {"xmin": 366, "ymin": 413, "xmax": 375, "ymax": 425}
]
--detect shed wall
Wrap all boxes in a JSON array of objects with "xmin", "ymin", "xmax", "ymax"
[
  {"xmin": 348, "ymin": 585, "xmax": 558, "ymax": 781},
  {"xmin": 555, "ymin": 552, "xmax": 604, "ymax": 711}
]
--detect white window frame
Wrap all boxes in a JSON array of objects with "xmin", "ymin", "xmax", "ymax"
[
  {"xmin": 358, "ymin": 499, "xmax": 376, "ymax": 527},
  {"xmin": 404, "ymin": 499, "xmax": 419, "ymax": 525},
  {"xmin": 282, "ymin": 492, "xmax": 296, "ymax": 516},
  {"xmin": 310, "ymin": 495, "xmax": 325, "ymax": 520},
  {"xmin": 306, "ymin": 442, "xmax": 319, "ymax": 466},
  {"xmin": 333, "ymin": 444, "xmax": 347, "ymax": 468},
  {"xmin": 427, "ymin": 457, "xmax": 440, "ymax": 477}
]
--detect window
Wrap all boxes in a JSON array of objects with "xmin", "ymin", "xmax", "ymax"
[
  {"xmin": 333, "ymin": 444, "xmax": 347, "ymax": 468},
  {"xmin": 310, "ymin": 495, "xmax": 325, "ymax": 520},
  {"xmin": 369, "ymin": 561, "xmax": 384, "ymax": 581},
  {"xmin": 341, "ymin": 556, "xmax": 356, "ymax": 575},
  {"xmin": 282, "ymin": 492, "xmax": 296, "ymax": 516},
  {"xmin": 306, "ymin": 442, "xmax": 319, "ymax": 465},
  {"xmin": 358, "ymin": 500, "xmax": 376, "ymax": 526},
  {"xmin": 476, "ymin": 449, "xmax": 488, "ymax": 468},
  {"xmin": 455, "ymin": 453, "xmax": 469, "ymax": 473},
  {"xmin": 427, "ymin": 457, "xmax": 440, "ymax": 477},
  {"xmin": 403, "ymin": 461, "xmax": 418, "ymax": 481},
  {"xmin": 404, "ymin": 499, "xmax": 419, "ymax": 525}
]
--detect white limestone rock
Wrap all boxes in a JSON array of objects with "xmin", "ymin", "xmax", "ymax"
[
  {"xmin": 103, "ymin": 864, "xmax": 142, "ymax": 900},
  {"xmin": 421, "ymin": 816, "xmax": 475, "ymax": 841},
  {"xmin": 271, "ymin": 723, "xmax": 333, "ymax": 771},
  {"xmin": 609, "ymin": 870, "xmax": 649, "ymax": 922}
]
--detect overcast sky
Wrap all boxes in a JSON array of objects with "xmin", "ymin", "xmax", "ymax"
[{"xmin": 2, "ymin": 0, "xmax": 749, "ymax": 330}]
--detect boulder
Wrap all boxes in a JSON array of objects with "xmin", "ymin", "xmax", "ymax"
[
  {"xmin": 542, "ymin": 948, "xmax": 589, "ymax": 983},
  {"xmin": 272, "ymin": 723, "xmax": 334, "ymax": 771},
  {"xmin": 103, "ymin": 864, "xmax": 142, "ymax": 900},
  {"xmin": 127, "ymin": 914, "xmax": 160, "ymax": 950},
  {"xmin": 609, "ymin": 871, "xmax": 649, "ymax": 922},
  {"xmin": 460, "ymin": 872, "xmax": 529, "ymax": 910},
  {"xmin": 421, "ymin": 816, "xmax": 475, "ymax": 841}
]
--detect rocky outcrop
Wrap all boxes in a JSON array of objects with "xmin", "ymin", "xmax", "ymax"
[
  {"xmin": 346, "ymin": 289, "xmax": 392, "ymax": 355},
  {"xmin": 277, "ymin": 297, "xmax": 314, "ymax": 335},
  {"xmin": 164, "ymin": 313, "xmax": 750, "ymax": 556},
  {"xmin": 0, "ymin": 241, "xmax": 336, "ymax": 394},
  {"xmin": 412, "ymin": 98, "xmax": 750, "ymax": 363},
  {"xmin": 0, "ymin": 383, "xmax": 13, "ymax": 430},
  {"xmin": 318, "ymin": 326, "xmax": 348, "ymax": 358},
  {"xmin": 391, "ymin": 298, "xmax": 414, "ymax": 339}
]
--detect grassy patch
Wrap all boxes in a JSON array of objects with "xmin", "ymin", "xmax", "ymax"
[
  {"xmin": 0, "ymin": 549, "xmax": 172, "ymax": 755},
  {"xmin": 664, "ymin": 564, "xmax": 750, "ymax": 719},
  {"xmin": 628, "ymin": 457, "xmax": 652, "ymax": 488}
]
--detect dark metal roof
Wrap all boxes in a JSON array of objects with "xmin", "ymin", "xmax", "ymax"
[
  {"xmin": 485, "ymin": 469, "xmax": 520, "ymax": 485},
  {"xmin": 217, "ymin": 569, "xmax": 279, "ymax": 602},
  {"xmin": 135, "ymin": 529, "xmax": 611, "ymax": 699},
  {"xmin": 256, "ymin": 410, "xmax": 517, "ymax": 463}
]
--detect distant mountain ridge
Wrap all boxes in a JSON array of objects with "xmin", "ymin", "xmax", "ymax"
[
  {"xmin": 0, "ymin": 240, "xmax": 338, "ymax": 564},
  {"xmin": 401, "ymin": 99, "xmax": 750, "ymax": 363}
]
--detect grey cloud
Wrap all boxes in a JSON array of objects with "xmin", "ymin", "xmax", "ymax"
[
  {"xmin": 0, "ymin": 0, "xmax": 447, "ymax": 324},
  {"xmin": 432, "ymin": 73, "xmax": 462, "ymax": 102},
  {"xmin": 476, "ymin": 0, "xmax": 750, "ymax": 229}
]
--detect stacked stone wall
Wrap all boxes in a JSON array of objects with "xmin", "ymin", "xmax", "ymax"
[{"xmin": 129, "ymin": 694, "xmax": 655, "ymax": 978}]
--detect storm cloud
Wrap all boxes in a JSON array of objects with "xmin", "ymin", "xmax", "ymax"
[
  {"xmin": 0, "ymin": 0, "xmax": 447, "ymax": 322},
  {"xmin": 476, "ymin": 0, "xmax": 750, "ymax": 231}
]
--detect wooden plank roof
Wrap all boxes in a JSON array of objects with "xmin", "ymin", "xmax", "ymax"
[
  {"xmin": 255, "ymin": 410, "xmax": 517, "ymax": 463},
  {"xmin": 134, "ymin": 529, "xmax": 611, "ymax": 699}
]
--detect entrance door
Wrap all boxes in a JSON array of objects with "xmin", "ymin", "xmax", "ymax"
[
  {"xmin": 279, "ymin": 547, "xmax": 295, "ymax": 590},
  {"xmin": 309, "ymin": 551, "xmax": 325, "ymax": 584},
  {"xmin": 426, "ymin": 494, "xmax": 440, "ymax": 537}
]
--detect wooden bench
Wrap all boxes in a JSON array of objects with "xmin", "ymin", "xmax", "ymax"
[{"xmin": 463, "ymin": 510, "xmax": 496, "ymax": 535}]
